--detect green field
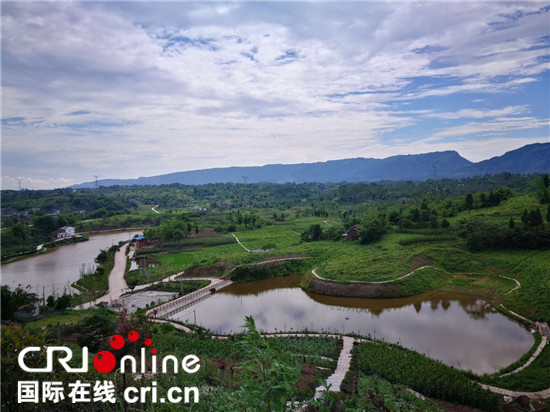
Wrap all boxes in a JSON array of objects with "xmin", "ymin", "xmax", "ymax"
[{"xmin": 146, "ymin": 195, "xmax": 549, "ymax": 323}]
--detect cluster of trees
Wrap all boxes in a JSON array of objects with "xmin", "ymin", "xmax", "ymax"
[
  {"xmin": 459, "ymin": 207, "xmax": 550, "ymax": 251},
  {"xmin": 1, "ymin": 286, "xmax": 38, "ymax": 321},
  {"xmin": 1, "ymin": 214, "xmax": 80, "ymax": 260},
  {"xmin": 213, "ymin": 210, "xmax": 264, "ymax": 233},
  {"xmin": 0, "ymin": 286, "xmax": 74, "ymax": 322},
  {"xmin": 300, "ymin": 224, "xmax": 343, "ymax": 242},
  {"xmin": 535, "ymin": 174, "xmax": 550, "ymax": 204},
  {"xmin": 337, "ymin": 173, "xmax": 532, "ymax": 204},
  {"xmin": 461, "ymin": 186, "xmax": 514, "ymax": 211},
  {"xmin": 144, "ymin": 214, "xmax": 198, "ymax": 240}
]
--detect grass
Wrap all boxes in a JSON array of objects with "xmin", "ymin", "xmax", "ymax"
[
  {"xmin": 149, "ymin": 206, "xmax": 549, "ymax": 320},
  {"xmin": 439, "ymin": 273, "xmax": 517, "ymax": 298},
  {"xmin": 71, "ymin": 247, "xmax": 118, "ymax": 303},
  {"xmin": 26, "ymin": 310, "xmax": 92, "ymax": 328},
  {"xmin": 340, "ymin": 374, "xmax": 445, "ymax": 411}
]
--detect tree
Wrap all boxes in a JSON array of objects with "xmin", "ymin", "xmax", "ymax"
[
  {"xmin": 95, "ymin": 248, "xmax": 109, "ymax": 264},
  {"xmin": 464, "ymin": 193, "xmax": 474, "ymax": 210},
  {"xmin": 55, "ymin": 294, "xmax": 72, "ymax": 312},
  {"xmin": 534, "ymin": 175, "xmax": 550, "ymax": 204},
  {"xmin": 360, "ymin": 219, "xmax": 386, "ymax": 244},
  {"xmin": 1, "ymin": 286, "xmax": 38, "ymax": 321},
  {"xmin": 301, "ymin": 224, "xmax": 323, "ymax": 242},
  {"xmin": 32, "ymin": 215, "xmax": 57, "ymax": 235},
  {"xmin": 529, "ymin": 208, "xmax": 543, "ymax": 227},
  {"xmin": 521, "ymin": 209, "xmax": 529, "ymax": 227}
]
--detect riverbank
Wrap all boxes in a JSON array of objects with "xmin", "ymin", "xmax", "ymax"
[{"xmin": 1, "ymin": 235, "xmax": 88, "ymax": 264}]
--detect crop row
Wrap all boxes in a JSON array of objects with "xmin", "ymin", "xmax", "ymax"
[
  {"xmin": 162, "ymin": 237, "xmax": 235, "ymax": 248},
  {"xmin": 355, "ymin": 341, "xmax": 500, "ymax": 411},
  {"xmin": 268, "ymin": 336, "xmax": 342, "ymax": 360},
  {"xmin": 398, "ymin": 235, "xmax": 457, "ymax": 246}
]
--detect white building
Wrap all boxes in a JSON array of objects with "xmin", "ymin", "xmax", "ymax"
[{"xmin": 57, "ymin": 226, "xmax": 75, "ymax": 239}]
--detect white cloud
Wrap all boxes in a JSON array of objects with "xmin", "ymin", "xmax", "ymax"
[
  {"xmin": 424, "ymin": 105, "xmax": 528, "ymax": 119},
  {"xmin": 1, "ymin": 175, "xmax": 76, "ymax": 191},
  {"xmin": 1, "ymin": 2, "xmax": 549, "ymax": 188},
  {"xmin": 430, "ymin": 117, "xmax": 549, "ymax": 140}
]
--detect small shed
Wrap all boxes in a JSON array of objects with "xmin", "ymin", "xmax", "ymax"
[
  {"xmin": 343, "ymin": 225, "xmax": 361, "ymax": 241},
  {"xmin": 133, "ymin": 236, "xmax": 148, "ymax": 249}
]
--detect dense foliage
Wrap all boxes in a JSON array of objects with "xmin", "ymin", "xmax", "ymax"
[{"xmin": 355, "ymin": 342, "xmax": 500, "ymax": 411}]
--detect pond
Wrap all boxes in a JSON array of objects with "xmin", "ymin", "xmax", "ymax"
[
  {"xmin": 1, "ymin": 231, "xmax": 141, "ymax": 296},
  {"xmin": 169, "ymin": 275, "xmax": 534, "ymax": 375}
]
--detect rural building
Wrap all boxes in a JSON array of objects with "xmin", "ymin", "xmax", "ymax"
[
  {"xmin": 133, "ymin": 236, "xmax": 148, "ymax": 249},
  {"xmin": 15, "ymin": 302, "xmax": 40, "ymax": 320},
  {"xmin": 343, "ymin": 224, "xmax": 361, "ymax": 241},
  {"xmin": 56, "ymin": 226, "xmax": 75, "ymax": 239}
]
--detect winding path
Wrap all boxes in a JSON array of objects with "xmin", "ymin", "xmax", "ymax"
[{"xmin": 232, "ymin": 233, "xmax": 251, "ymax": 252}]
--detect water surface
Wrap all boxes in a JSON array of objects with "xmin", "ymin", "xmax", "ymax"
[
  {"xmin": 170, "ymin": 275, "xmax": 533, "ymax": 375},
  {"xmin": 1, "ymin": 231, "xmax": 140, "ymax": 295}
]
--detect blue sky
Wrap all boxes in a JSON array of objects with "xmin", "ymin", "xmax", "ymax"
[{"xmin": 1, "ymin": 1, "xmax": 549, "ymax": 189}]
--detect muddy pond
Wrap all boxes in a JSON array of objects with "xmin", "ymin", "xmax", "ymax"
[{"xmin": 170, "ymin": 275, "xmax": 534, "ymax": 375}]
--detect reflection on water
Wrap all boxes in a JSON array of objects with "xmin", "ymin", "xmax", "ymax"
[
  {"xmin": 170, "ymin": 275, "xmax": 533, "ymax": 375},
  {"xmin": 1, "ymin": 231, "xmax": 140, "ymax": 296}
]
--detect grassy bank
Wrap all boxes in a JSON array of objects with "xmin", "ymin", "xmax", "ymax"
[{"xmin": 71, "ymin": 243, "xmax": 121, "ymax": 304}]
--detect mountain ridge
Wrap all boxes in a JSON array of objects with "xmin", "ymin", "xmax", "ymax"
[{"xmin": 72, "ymin": 143, "xmax": 549, "ymax": 188}]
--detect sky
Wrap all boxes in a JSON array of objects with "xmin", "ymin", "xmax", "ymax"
[{"xmin": 1, "ymin": 1, "xmax": 549, "ymax": 190}]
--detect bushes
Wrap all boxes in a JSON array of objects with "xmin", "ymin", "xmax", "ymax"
[
  {"xmin": 355, "ymin": 342, "xmax": 500, "ymax": 411},
  {"xmin": 398, "ymin": 235, "xmax": 456, "ymax": 246},
  {"xmin": 458, "ymin": 218, "xmax": 550, "ymax": 251},
  {"xmin": 231, "ymin": 260, "xmax": 308, "ymax": 283},
  {"xmin": 359, "ymin": 219, "xmax": 386, "ymax": 244}
]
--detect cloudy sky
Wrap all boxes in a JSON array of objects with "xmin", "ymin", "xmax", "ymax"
[{"xmin": 2, "ymin": 1, "xmax": 549, "ymax": 189}]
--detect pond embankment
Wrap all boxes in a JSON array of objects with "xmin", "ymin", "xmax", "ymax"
[
  {"xmin": 301, "ymin": 266, "xmax": 448, "ymax": 299},
  {"xmin": 301, "ymin": 271, "xmax": 402, "ymax": 298}
]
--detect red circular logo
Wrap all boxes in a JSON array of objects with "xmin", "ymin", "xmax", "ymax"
[
  {"xmin": 93, "ymin": 351, "xmax": 116, "ymax": 373},
  {"xmin": 110, "ymin": 334, "xmax": 125, "ymax": 350}
]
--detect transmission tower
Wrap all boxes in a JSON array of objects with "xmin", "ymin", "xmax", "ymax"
[
  {"xmin": 16, "ymin": 178, "xmax": 24, "ymax": 191},
  {"xmin": 92, "ymin": 175, "xmax": 100, "ymax": 189},
  {"xmin": 432, "ymin": 165, "xmax": 438, "ymax": 191},
  {"xmin": 242, "ymin": 175, "xmax": 248, "ymax": 185}
]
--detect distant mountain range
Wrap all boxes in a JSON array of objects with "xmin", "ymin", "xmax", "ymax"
[{"xmin": 72, "ymin": 142, "xmax": 549, "ymax": 188}]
